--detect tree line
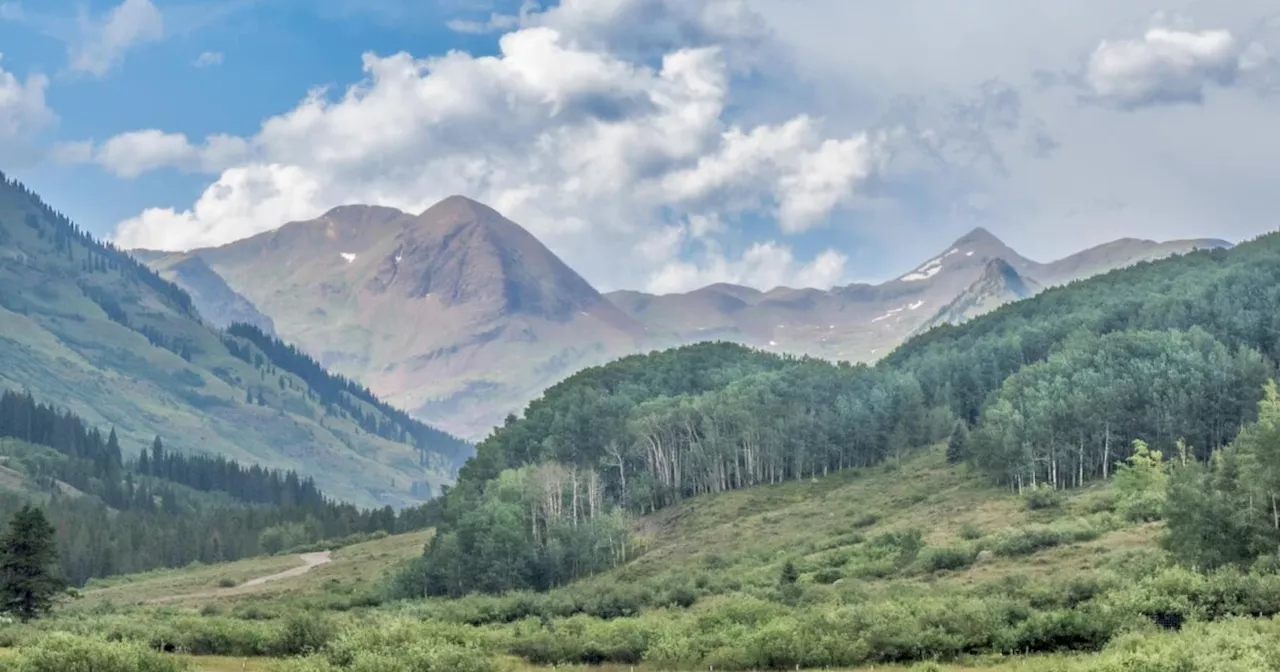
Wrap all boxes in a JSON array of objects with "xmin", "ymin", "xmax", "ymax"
[
  {"xmin": 225, "ymin": 323, "xmax": 471, "ymax": 467},
  {"xmin": 0, "ymin": 388, "xmax": 443, "ymax": 586},
  {"xmin": 398, "ymin": 230, "xmax": 1280, "ymax": 597}
]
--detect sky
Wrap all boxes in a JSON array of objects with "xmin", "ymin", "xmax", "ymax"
[{"xmin": 1, "ymin": 0, "xmax": 1277, "ymax": 294}]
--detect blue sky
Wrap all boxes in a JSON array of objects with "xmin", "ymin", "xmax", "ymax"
[
  {"xmin": 2, "ymin": 0, "xmax": 517, "ymax": 240},
  {"xmin": 2, "ymin": 0, "xmax": 1278, "ymax": 293}
]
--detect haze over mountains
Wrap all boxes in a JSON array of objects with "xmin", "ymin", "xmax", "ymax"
[
  {"xmin": 137, "ymin": 195, "xmax": 1230, "ymax": 439},
  {"xmin": 0, "ymin": 173, "xmax": 469, "ymax": 508}
]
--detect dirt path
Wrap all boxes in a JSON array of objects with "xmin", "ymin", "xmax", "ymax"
[
  {"xmin": 241, "ymin": 551, "xmax": 331, "ymax": 587},
  {"xmin": 145, "ymin": 551, "xmax": 332, "ymax": 604}
]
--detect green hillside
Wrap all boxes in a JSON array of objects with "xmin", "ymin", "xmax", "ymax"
[
  {"xmin": 6, "ymin": 445, "xmax": 1274, "ymax": 671},
  {"xmin": 0, "ymin": 388, "xmax": 445, "ymax": 586},
  {"xmin": 398, "ymin": 229, "xmax": 1280, "ymax": 600},
  {"xmin": 0, "ymin": 173, "xmax": 470, "ymax": 507}
]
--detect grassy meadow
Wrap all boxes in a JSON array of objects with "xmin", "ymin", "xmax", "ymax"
[{"xmin": 4, "ymin": 448, "xmax": 1279, "ymax": 671}]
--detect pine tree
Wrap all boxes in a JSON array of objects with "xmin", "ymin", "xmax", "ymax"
[
  {"xmin": 0, "ymin": 506, "xmax": 66, "ymax": 620},
  {"xmin": 947, "ymin": 420, "xmax": 970, "ymax": 465}
]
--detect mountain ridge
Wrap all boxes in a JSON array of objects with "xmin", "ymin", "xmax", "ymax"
[
  {"xmin": 137, "ymin": 200, "xmax": 1232, "ymax": 439},
  {"xmin": 170, "ymin": 196, "xmax": 648, "ymax": 439},
  {"xmin": 0, "ymin": 171, "xmax": 468, "ymax": 508}
]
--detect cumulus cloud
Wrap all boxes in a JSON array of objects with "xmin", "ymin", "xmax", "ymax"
[
  {"xmin": 645, "ymin": 241, "xmax": 847, "ymax": 294},
  {"xmin": 99, "ymin": 3, "xmax": 882, "ymax": 291},
  {"xmin": 1086, "ymin": 27, "xmax": 1245, "ymax": 108},
  {"xmin": 0, "ymin": 54, "xmax": 54, "ymax": 163},
  {"xmin": 194, "ymin": 51, "xmax": 223, "ymax": 68},
  {"xmin": 69, "ymin": 0, "xmax": 164, "ymax": 77},
  {"xmin": 57, "ymin": 130, "xmax": 248, "ymax": 178}
]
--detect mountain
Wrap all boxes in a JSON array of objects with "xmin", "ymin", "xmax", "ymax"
[
  {"xmin": 0, "ymin": 171, "xmax": 468, "ymax": 508},
  {"xmin": 607, "ymin": 228, "xmax": 1230, "ymax": 362},
  {"xmin": 916, "ymin": 258, "xmax": 1040, "ymax": 332},
  {"xmin": 140, "ymin": 194, "xmax": 1227, "ymax": 439},
  {"xmin": 133, "ymin": 250, "xmax": 278, "ymax": 336},
  {"xmin": 176, "ymin": 196, "xmax": 649, "ymax": 439}
]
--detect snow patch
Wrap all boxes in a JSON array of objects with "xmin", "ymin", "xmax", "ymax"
[
  {"xmin": 394, "ymin": 254, "xmax": 403, "ymax": 263},
  {"xmin": 908, "ymin": 300, "xmax": 926, "ymax": 311},
  {"xmin": 966, "ymin": 250, "xmax": 975, "ymax": 257},
  {"xmin": 901, "ymin": 258, "xmax": 943, "ymax": 282},
  {"xmin": 944, "ymin": 248, "xmax": 960, "ymax": 257},
  {"xmin": 768, "ymin": 340, "xmax": 778, "ymax": 347},
  {"xmin": 340, "ymin": 253, "xmax": 356, "ymax": 264}
]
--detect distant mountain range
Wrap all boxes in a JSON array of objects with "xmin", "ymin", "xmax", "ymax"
[
  {"xmin": 606, "ymin": 227, "xmax": 1231, "ymax": 363},
  {"xmin": 0, "ymin": 172, "xmax": 469, "ymax": 508},
  {"xmin": 136, "ymin": 197, "xmax": 1231, "ymax": 439}
]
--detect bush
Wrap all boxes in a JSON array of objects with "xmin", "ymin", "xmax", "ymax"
[
  {"xmin": 988, "ymin": 519, "xmax": 1106, "ymax": 558},
  {"xmin": 958, "ymin": 523, "xmax": 984, "ymax": 540},
  {"xmin": 1023, "ymin": 485, "xmax": 1065, "ymax": 511},
  {"xmin": 0, "ymin": 633, "xmax": 186, "ymax": 672},
  {"xmin": 273, "ymin": 613, "xmax": 335, "ymax": 657},
  {"xmin": 217, "ymin": 578, "xmax": 237, "ymax": 588},
  {"xmin": 913, "ymin": 544, "xmax": 979, "ymax": 573}
]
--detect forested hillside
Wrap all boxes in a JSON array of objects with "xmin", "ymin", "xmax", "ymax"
[
  {"xmin": 402, "ymin": 231, "xmax": 1280, "ymax": 597},
  {"xmin": 0, "ymin": 172, "xmax": 470, "ymax": 506},
  {"xmin": 0, "ymin": 389, "xmax": 441, "ymax": 586}
]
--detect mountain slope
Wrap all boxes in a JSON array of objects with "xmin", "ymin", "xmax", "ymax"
[
  {"xmin": 180, "ymin": 196, "xmax": 649, "ymax": 439},
  {"xmin": 605, "ymin": 227, "xmax": 1035, "ymax": 361},
  {"xmin": 916, "ymin": 258, "xmax": 1040, "ymax": 332},
  {"xmin": 0, "ymin": 171, "xmax": 468, "ymax": 508},
  {"xmin": 134, "ymin": 250, "xmax": 278, "ymax": 336},
  {"xmin": 608, "ymin": 228, "xmax": 1230, "ymax": 362}
]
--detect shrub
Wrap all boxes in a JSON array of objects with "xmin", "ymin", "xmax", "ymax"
[
  {"xmin": 958, "ymin": 523, "xmax": 984, "ymax": 541},
  {"xmin": 1023, "ymin": 485, "xmax": 1065, "ymax": 511},
  {"xmin": 0, "ymin": 633, "xmax": 186, "ymax": 672},
  {"xmin": 274, "ymin": 613, "xmax": 336, "ymax": 657},
  {"xmin": 217, "ymin": 578, "xmax": 238, "ymax": 588},
  {"xmin": 913, "ymin": 544, "xmax": 979, "ymax": 573}
]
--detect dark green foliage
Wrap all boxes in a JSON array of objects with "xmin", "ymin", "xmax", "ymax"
[
  {"xmin": 224, "ymin": 323, "xmax": 471, "ymax": 466},
  {"xmin": 402, "ymin": 230, "xmax": 1280, "ymax": 597},
  {"xmin": 0, "ymin": 506, "xmax": 65, "ymax": 620},
  {"xmin": 401, "ymin": 342, "xmax": 938, "ymax": 597},
  {"xmin": 1164, "ymin": 383, "xmax": 1280, "ymax": 570},
  {"xmin": 0, "ymin": 389, "xmax": 444, "ymax": 586},
  {"xmin": 1023, "ymin": 485, "xmax": 1065, "ymax": 511},
  {"xmin": 946, "ymin": 420, "xmax": 969, "ymax": 464}
]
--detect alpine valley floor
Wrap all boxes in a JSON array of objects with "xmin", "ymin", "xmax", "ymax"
[{"xmin": 4, "ymin": 447, "xmax": 1273, "ymax": 671}]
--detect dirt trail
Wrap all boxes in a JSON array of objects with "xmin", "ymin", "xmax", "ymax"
[{"xmin": 144, "ymin": 551, "xmax": 332, "ymax": 604}]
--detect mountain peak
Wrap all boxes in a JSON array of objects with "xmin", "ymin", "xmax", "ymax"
[
  {"xmin": 951, "ymin": 226, "xmax": 1008, "ymax": 251},
  {"xmin": 419, "ymin": 195, "xmax": 497, "ymax": 220},
  {"xmin": 319, "ymin": 204, "xmax": 407, "ymax": 224}
]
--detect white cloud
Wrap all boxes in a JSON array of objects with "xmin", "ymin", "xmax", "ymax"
[
  {"xmin": 194, "ymin": 51, "xmax": 223, "ymax": 68},
  {"xmin": 100, "ymin": 5, "xmax": 882, "ymax": 291},
  {"xmin": 645, "ymin": 241, "xmax": 847, "ymax": 294},
  {"xmin": 0, "ymin": 3, "xmax": 22, "ymax": 22},
  {"xmin": 0, "ymin": 54, "xmax": 54, "ymax": 161},
  {"xmin": 446, "ymin": 0, "xmax": 536, "ymax": 35},
  {"xmin": 59, "ymin": 129, "xmax": 248, "ymax": 178},
  {"xmin": 1086, "ymin": 27, "xmax": 1244, "ymax": 108},
  {"xmin": 69, "ymin": 0, "xmax": 164, "ymax": 77},
  {"xmin": 71, "ymin": 0, "xmax": 1280, "ymax": 290}
]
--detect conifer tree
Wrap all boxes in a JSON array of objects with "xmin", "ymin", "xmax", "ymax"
[
  {"xmin": 947, "ymin": 420, "xmax": 970, "ymax": 465},
  {"xmin": 0, "ymin": 506, "xmax": 65, "ymax": 620}
]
